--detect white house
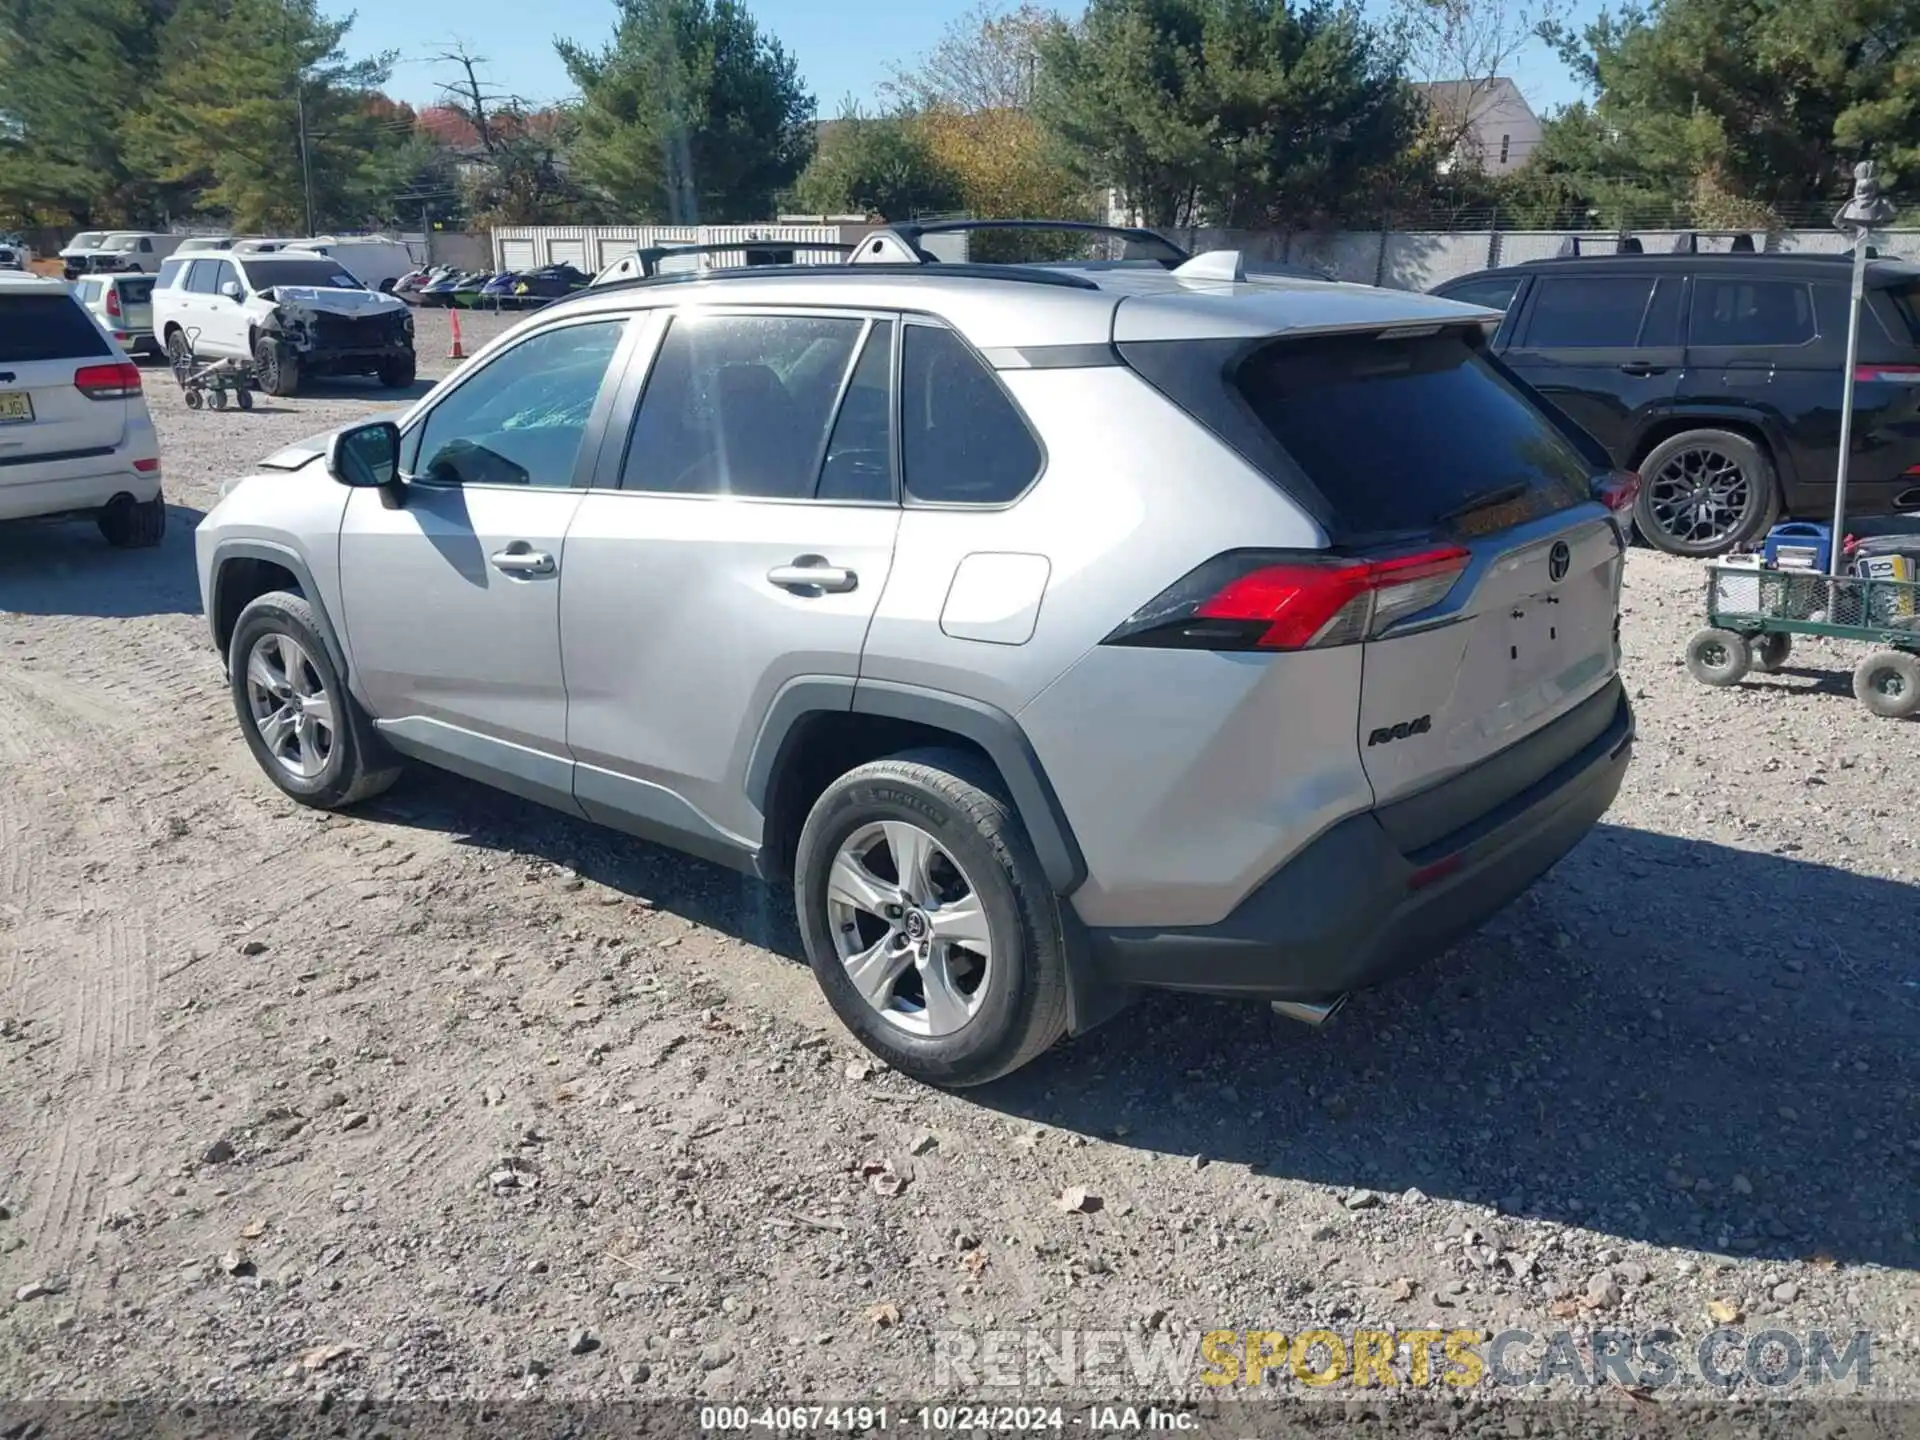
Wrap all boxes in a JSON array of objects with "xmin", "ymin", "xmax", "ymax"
[{"xmin": 1415, "ymin": 77, "xmax": 1542, "ymax": 176}]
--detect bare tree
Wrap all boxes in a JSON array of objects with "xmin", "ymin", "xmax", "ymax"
[
  {"xmin": 433, "ymin": 44, "xmax": 525, "ymax": 155},
  {"xmin": 1391, "ymin": 0, "xmax": 1567, "ymax": 170},
  {"xmin": 881, "ymin": 0, "xmax": 1051, "ymax": 113}
]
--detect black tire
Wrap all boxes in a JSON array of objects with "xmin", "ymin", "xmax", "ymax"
[
  {"xmin": 254, "ymin": 337, "xmax": 300, "ymax": 397},
  {"xmin": 165, "ymin": 328, "xmax": 191, "ymax": 384},
  {"xmin": 228, "ymin": 591, "xmax": 402, "ymax": 808},
  {"xmin": 1749, "ymin": 631, "xmax": 1792, "ymax": 672},
  {"xmin": 794, "ymin": 748, "xmax": 1069, "ymax": 1087},
  {"xmin": 184, "ymin": 388, "xmax": 204, "ymax": 410},
  {"xmin": 1635, "ymin": 429, "xmax": 1780, "ymax": 557},
  {"xmin": 378, "ymin": 353, "xmax": 416, "ymax": 389},
  {"xmin": 1686, "ymin": 627, "xmax": 1752, "ymax": 687},
  {"xmin": 96, "ymin": 491, "xmax": 166, "ymax": 548},
  {"xmin": 210, "ymin": 385, "xmax": 228, "ymax": 410},
  {"xmin": 236, "ymin": 385, "xmax": 254, "ymax": 411},
  {"xmin": 1853, "ymin": 650, "xmax": 1920, "ymax": 719}
]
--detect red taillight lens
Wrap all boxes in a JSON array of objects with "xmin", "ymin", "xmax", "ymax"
[
  {"xmin": 105, "ymin": 286, "xmax": 121, "ymax": 318},
  {"xmin": 132, "ymin": 457, "xmax": 159, "ymax": 473},
  {"xmin": 73, "ymin": 361, "xmax": 142, "ymax": 399},
  {"xmin": 1854, "ymin": 363, "xmax": 1920, "ymax": 384},
  {"xmin": 1107, "ymin": 547, "xmax": 1470, "ymax": 653},
  {"xmin": 1593, "ymin": 471, "xmax": 1640, "ymax": 513}
]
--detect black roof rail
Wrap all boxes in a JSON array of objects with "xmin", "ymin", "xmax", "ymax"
[
  {"xmin": 854, "ymin": 219, "xmax": 1191, "ymax": 268},
  {"xmin": 1554, "ymin": 234, "xmax": 1645, "ymax": 257},
  {"xmin": 586, "ymin": 261, "xmax": 1103, "ymax": 299},
  {"xmin": 1669, "ymin": 230, "xmax": 1763, "ymax": 253},
  {"xmin": 612, "ymin": 239, "xmax": 856, "ymax": 278}
]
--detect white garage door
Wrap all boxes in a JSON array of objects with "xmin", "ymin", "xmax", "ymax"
[
  {"xmin": 548, "ymin": 240, "xmax": 587, "ymax": 269},
  {"xmin": 499, "ymin": 240, "xmax": 536, "ymax": 271}
]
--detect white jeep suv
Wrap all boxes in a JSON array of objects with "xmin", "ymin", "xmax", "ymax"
[{"xmin": 0, "ymin": 275, "xmax": 164, "ymax": 545}]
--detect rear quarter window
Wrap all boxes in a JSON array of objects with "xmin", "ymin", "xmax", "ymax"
[
  {"xmin": 157, "ymin": 257, "xmax": 186, "ymax": 289},
  {"xmin": 0, "ymin": 294, "xmax": 113, "ymax": 362}
]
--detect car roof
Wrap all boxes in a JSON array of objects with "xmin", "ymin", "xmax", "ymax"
[
  {"xmin": 542, "ymin": 251, "xmax": 1494, "ymax": 350},
  {"xmin": 0, "ymin": 273, "xmax": 70, "ymax": 292}
]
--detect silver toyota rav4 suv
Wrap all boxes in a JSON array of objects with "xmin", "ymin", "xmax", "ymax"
[{"xmin": 196, "ymin": 223, "xmax": 1637, "ymax": 1086}]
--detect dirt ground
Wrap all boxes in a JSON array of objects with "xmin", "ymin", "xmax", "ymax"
[{"xmin": 1, "ymin": 309, "xmax": 1916, "ymax": 1417}]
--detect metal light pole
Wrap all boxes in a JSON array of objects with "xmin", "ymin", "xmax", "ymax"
[
  {"xmin": 1828, "ymin": 160, "xmax": 1898, "ymax": 575},
  {"xmin": 296, "ymin": 79, "xmax": 316, "ymax": 237}
]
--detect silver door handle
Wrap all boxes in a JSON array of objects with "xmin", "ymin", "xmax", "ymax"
[
  {"xmin": 767, "ymin": 561, "xmax": 857, "ymax": 594},
  {"xmin": 490, "ymin": 548, "xmax": 555, "ymax": 576}
]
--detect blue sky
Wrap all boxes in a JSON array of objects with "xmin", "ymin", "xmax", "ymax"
[{"xmin": 339, "ymin": 0, "xmax": 1604, "ymax": 123}]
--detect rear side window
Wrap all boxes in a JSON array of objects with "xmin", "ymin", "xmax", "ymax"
[
  {"xmin": 900, "ymin": 324, "xmax": 1042, "ymax": 505},
  {"xmin": 1884, "ymin": 284, "xmax": 1920, "ymax": 344},
  {"xmin": 185, "ymin": 260, "xmax": 219, "ymax": 294},
  {"xmin": 622, "ymin": 313, "xmax": 865, "ymax": 499},
  {"xmin": 157, "ymin": 257, "xmax": 186, "ymax": 289},
  {"xmin": 1691, "ymin": 279, "xmax": 1815, "ymax": 346},
  {"xmin": 1521, "ymin": 276, "xmax": 1655, "ymax": 347},
  {"xmin": 75, "ymin": 281, "xmax": 102, "ymax": 305},
  {"xmin": 1440, "ymin": 275, "xmax": 1522, "ymax": 312},
  {"xmin": 1228, "ymin": 330, "xmax": 1593, "ymax": 538},
  {"xmin": 0, "ymin": 294, "xmax": 113, "ymax": 362}
]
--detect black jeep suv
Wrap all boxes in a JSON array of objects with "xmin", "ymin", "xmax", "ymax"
[{"xmin": 1434, "ymin": 250, "xmax": 1920, "ymax": 555}]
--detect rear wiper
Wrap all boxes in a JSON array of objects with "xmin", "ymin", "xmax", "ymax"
[{"xmin": 1437, "ymin": 481, "xmax": 1528, "ymax": 525}]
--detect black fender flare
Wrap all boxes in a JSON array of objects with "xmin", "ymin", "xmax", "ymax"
[
  {"xmin": 744, "ymin": 677, "xmax": 1119, "ymax": 1035},
  {"xmin": 208, "ymin": 540, "xmax": 350, "ymax": 681},
  {"xmin": 745, "ymin": 676, "xmax": 1087, "ymax": 896}
]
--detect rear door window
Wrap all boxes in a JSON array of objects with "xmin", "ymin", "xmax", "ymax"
[
  {"xmin": 1690, "ymin": 279, "xmax": 1815, "ymax": 346},
  {"xmin": 1232, "ymin": 330, "xmax": 1594, "ymax": 538},
  {"xmin": 1520, "ymin": 276, "xmax": 1657, "ymax": 347},
  {"xmin": 0, "ymin": 293, "xmax": 113, "ymax": 362},
  {"xmin": 185, "ymin": 260, "xmax": 219, "ymax": 294}
]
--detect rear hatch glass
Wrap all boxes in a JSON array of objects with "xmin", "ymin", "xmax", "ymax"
[
  {"xmin": 1233, "ymin": 329, "xmax": 1596, "ymax": 541},
  {"xmin": 0, "ymin": 292, "xmax": 125, "ymax": 459},
  {"xmin": 0, "ymin": 294, "xmax": 113, "ymax": 362},
  {"xmin": 116, "ymin": 276, "xmax": 156, "ymax": 305}
]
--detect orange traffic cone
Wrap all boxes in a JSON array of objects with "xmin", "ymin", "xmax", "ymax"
[{"xmin": 447, "ymin": 307, "xmax": 465, "ymax": 361}]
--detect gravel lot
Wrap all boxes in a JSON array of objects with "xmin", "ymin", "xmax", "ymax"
[{"xmin": 1, "ymin": 308, "xmax": 1916, "ymax": 1413}]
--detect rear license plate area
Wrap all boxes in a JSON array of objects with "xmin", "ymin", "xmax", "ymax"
[{"xmin": 0, "ymin": 392, "xmax": 33, "ymax": 424}]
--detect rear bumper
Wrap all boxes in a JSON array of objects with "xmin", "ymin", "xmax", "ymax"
[
  {"xmin": 0, "ymin": 460, "xmax": 161, "ymax": 522},
  {"xmin": 1085, "ymin": 685, "xmax": 1633, "ymax": 1000}
]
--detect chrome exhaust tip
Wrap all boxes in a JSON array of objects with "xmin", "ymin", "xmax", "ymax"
[{"xmin": 1271, "ymin": 996, "xmax": 1347, "ymax": 1027}]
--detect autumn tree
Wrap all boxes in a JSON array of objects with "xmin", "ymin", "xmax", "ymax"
[
  {"xmin": 558, "ymin": 0, "xmax": 814, "ymax": 222},
  {"xmin": 883, "ymin": 0, "xmax": 1051, "ymax": 112}
]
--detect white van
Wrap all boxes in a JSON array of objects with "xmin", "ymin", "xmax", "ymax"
[
  {"xmin": 83, "ymin": 232, "xmax": 185, "ymax": 274},
  {"xmin": 287, "ymin": 236, "xmax": 415, "ymax": 292}
]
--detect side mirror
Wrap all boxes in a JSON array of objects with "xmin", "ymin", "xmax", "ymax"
[
  {"xmin": 327, "ymin": 421, "xmax": 401, "ymax": 491},
  {"xmin": 220, "ymin": 281, "xmax": 241, "ymax": 300}
]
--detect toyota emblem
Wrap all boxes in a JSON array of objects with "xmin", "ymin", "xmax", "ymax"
[{"xmin": 1548, "ymin": 541, "xmax": 1571, "ymax": 583}]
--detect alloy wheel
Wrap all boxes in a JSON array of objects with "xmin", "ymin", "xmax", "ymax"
[
  {"xmin": 1647, "ymin": 447, "xmax": 1753, "ymax": 549},
  {"xmin": 243, "ymin": 633, "xmax": 335, "ymax": 780},
  {"xmin": 825, "ymin": 820, "xmax": 992, "ymax": 1037}
]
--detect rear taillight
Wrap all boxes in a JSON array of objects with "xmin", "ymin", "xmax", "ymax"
[
  {"xmin": 1593, "ymin": 471, "xmax": 1640, "ymax": 513},
  {"xmin": 105, "ymin": 287, "xmax": 121, "ymax": 318},
  {"xmin": 1105, "ymin": 546, "xmax": 1471, "ymax": 653},
  {"xmin": 133, "ymin": 457, "xmax": 159, "ymax": 473},
  {"xmin": 1854, "ymin": 363, "xmax": 1920, "ymax": 384},
  {"xmin": 73, "ymin": 361, "xmax": 142, "ymax": 399}
]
